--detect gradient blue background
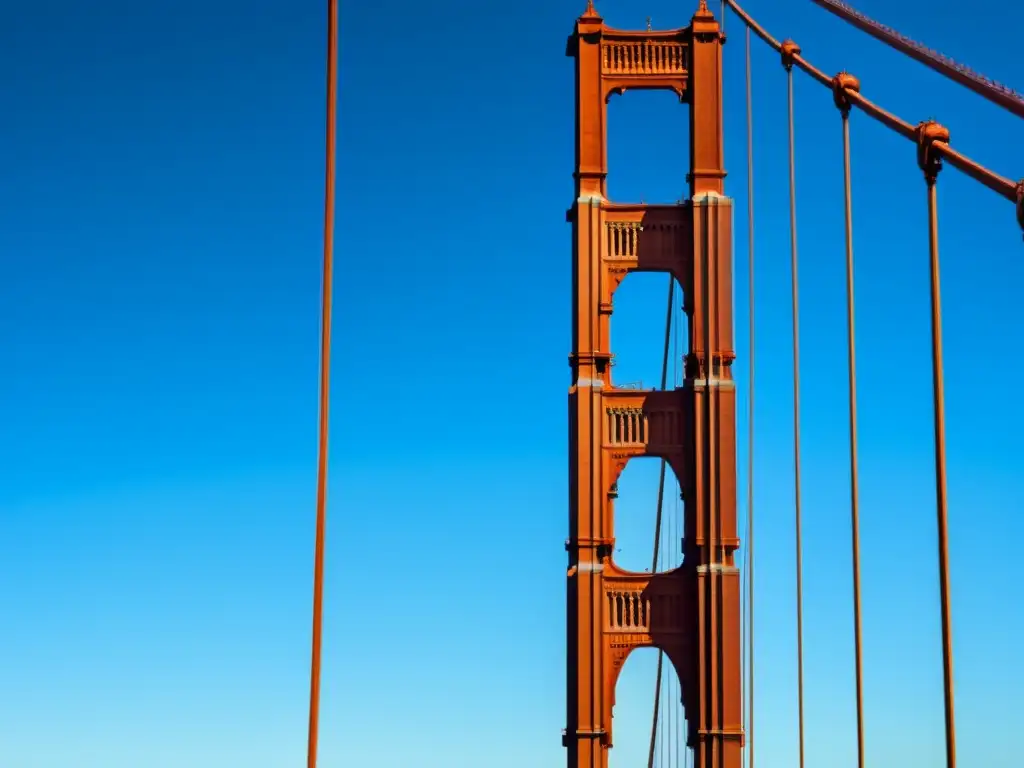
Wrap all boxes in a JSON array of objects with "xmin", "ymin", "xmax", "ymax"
[{"xmin": 2, "ymin": 1, "xmax": 1022, "ymax": 766}]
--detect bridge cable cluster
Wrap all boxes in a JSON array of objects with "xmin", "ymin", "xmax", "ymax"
[
  {"xmin": 717, "ymin": 0, "xmax": 1024, "ymax": 766},
  {"xmin": 724, "ymin": 0, "xmax": 1021, "ymax": 230}
]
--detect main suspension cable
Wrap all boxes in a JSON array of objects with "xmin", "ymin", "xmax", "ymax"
[
  {"xmin": 723, "ymin": 0, "xmax": 1020, "ymax": 208},
  {"xmin": 648, "ymin": 276, "xmax": 676, "ymax": 768},
  {"xmin": 810, "ymin": 0, "xmax": 1024, "ymax": 119},
  {"xmin": 781, "ymin": 39, "xmax": 807, "ymax": 768},
  {"xmin": 743, "ymin": 22, "xmax": 756, "ymax": 768},
  {"xmin": 834, "ymin": 76, "xmax": 866, "ymax": 768},
  {"xmin": 306, "ymin": 0, "xmax": 338, "ymax": 766}
]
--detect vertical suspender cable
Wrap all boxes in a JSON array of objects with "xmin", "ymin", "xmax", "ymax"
[
  {"xmin": 743, "ymin": 23, "xmax": 756, "ymax": 768},
  {"xmin": 306, "ymin": 1, "xmax": 338, "ymax": 766},
  {"xmin": 929, "ymin": 182, "xmax": 958, "ymax": 768},
  {"xmin": 839, "ymin": 101, "xmax": 866, "ymax": 768},
  {"xmin": 782, "ymin": 46, "xmax": 807, "ymax": 768},
  {"xmin": 648, "ymin": 603, "xmax": 664, "ymax": 768},
  {"xmin": 648, "ymin": 277, "xmax": 677, "ymax": 768},
  {"xmin": 920, "ymin": 126, "xmax": 958, "ymax": 768}
]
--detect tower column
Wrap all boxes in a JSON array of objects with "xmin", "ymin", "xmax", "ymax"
[
  {"xmin": 685, "ymin": 192, "xmax": 742, "ymax": 768},
  {"xmin": 572, "ymin": 5, "xmax": 607, "ymax": 201},
  {"xmin": 566, "ymin": 193, "xmax": 610, "ymax": 768}
]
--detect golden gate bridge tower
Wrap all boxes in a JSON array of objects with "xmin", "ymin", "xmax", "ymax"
[{"xmin": 564, "ymin": 3, "xmax": 742, "ymax": 767}]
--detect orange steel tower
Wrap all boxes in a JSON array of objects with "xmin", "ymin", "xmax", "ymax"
[{"xmin": 564, "ymin": 3, "xmax": 742, "ymax": 768}]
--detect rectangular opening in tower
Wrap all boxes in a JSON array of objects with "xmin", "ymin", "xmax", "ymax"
[{"xmin": 606, "ymin": 90, "xmax": 691, "ymax": 205}]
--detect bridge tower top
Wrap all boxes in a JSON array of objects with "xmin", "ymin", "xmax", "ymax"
[{"xmin": 565, "ymin": 1, "xmax": 726, "ymax": 200}]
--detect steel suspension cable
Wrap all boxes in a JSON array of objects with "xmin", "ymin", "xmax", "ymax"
[
  {"xmin": 649, "ymin": 640, "xmax": 664, "ymax": 768},
  {"xmin": 929, "ymin": 174, "xmax": 958, "ymax": 768},
  {"xmin": 810, "ymin": 0, "xmax": 1024, "ymax": 119},
  {"xmin": 306, "ymin": 0, "xmax": 338, "ymax": 766},
  {"xmin": 649, "ymin": 669, "xmax": 663, "ymax": 768},
  {"xmin": 780, "ymin": 40, "xmax": 807, "ymax": 768},
  {"xmin": 743, "ymin": 22, "xmax": 756, "ymax": 768},
  {"xmin": 836, "ymin": 86, "xmax": 866, "ymax": 768},
  {"xmin": 723, "ymin": 0, "xmax": 1020, "ymax": 208},
  {"xmin": 918, "ymin": 121, "xmax": 959, "ymax": 768},
  {"xmin": 714, "ymin": 8, "xmax": 1015, "ymax": 768},
  {"xmin": 648, "ymin": 276, "xmax": 676, "ymax": 768}
]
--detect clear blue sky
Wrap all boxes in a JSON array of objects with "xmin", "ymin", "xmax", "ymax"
[{"xmin": 1, "ymin": 1, "xmax": 1022, "ymax": 766}]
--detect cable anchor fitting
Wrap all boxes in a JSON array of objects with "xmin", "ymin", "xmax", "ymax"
[
  {"xmin": 915, "ymin": 120, "xmax": 950, "ymax": 186},
  {"xmin": 780, "ymin": 39, "xmax": 801, "ymax": 72},
  {"xmin": 831, "ymin": 71, "xmax": 860, "ymax": 115}
]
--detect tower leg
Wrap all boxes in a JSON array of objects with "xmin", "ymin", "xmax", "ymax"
[
  {"xmin": 686, "ymin": 194, "xmax": 742, "ymax": 768},
  {"xmin": 566, "ymin": 383, "xmax": 607, "ymax": 768}
]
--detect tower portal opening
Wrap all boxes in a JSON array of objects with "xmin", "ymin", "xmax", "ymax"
[
  {"xmin": 608, "ymin": 647, "xmax": 689, "ymax": 768},
  {"xmin": 610, "ymin": 272, "xmax": 688, "ymax": 391},
  {"xmin": 606, "ymin": 89, "xmax": 691, "ymax": 205},
  {"xmin": 611, "ymin": 456, "xmax": 684, "ymax": 575}
]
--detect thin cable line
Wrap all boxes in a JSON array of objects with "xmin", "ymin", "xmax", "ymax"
[
  {"xmin": 743, "ymin": 22, "xmax": 756, "ymax": 768},
  {"xmin": 306, "ymin": 1, "xmax": 338, "ymax": 766},
  {"xmin": 724, "ymin": 0, "xmax": 1018, "ymax": 204},
  {"xmin": 785, "ymin": 59, "xmax": 807, "ymax": 768},
  {"xmin": 648, "ymin": 277, "xmax": 676, "ymax": 768},
  {"xmin": 840, "ymin": 108, "xmax": 866, "ymax": 768},
  {"xmin": 924, "ymin": 161, "xmax": 958, "ymax": 768}
]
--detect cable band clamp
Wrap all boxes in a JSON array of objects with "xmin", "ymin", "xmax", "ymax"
[
  {"xmin": 780, "ymin": 39, "xmax": 801, "ymax": 72},
  {"xmin": 915, "ymin": 120, "xmax": 951, "ymax": 186},
  {"xmin": 831, "ymin": 71, "xmax": 861, "ymax": 115}
]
